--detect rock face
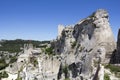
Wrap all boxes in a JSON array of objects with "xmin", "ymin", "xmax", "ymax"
[
  {"xmin": 116, "ymin": 29, "xmax": 120, "ymax": 63},
  {"xmin": 74, "ymin": 9, "xmax": 116, "ymax": 63},
  {"xmin": 55, "ymin": 9, "xmax": 116, "ymax": 80},
  {"xmin": 112, "ymin": 29, "xmax": 120, "ymax": 64}
]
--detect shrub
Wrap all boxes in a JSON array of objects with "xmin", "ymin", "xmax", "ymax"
[
  {"xmin": 16, "ymin": 77, "xmax": 22, "ymax": 80},
  {"xmin": 33, "ymin": 59, "xmax": 38, "ymax": 67},
  {"xmin": 105, "ymin": 64, "xmax": 120, "ymax": 73},
  {"xmin": 30, "ymin": 57, "xmax": 38, "ymax": 67},
  {"xmin": 63, "ymin": 65, "xmax": 69, "ymax": 78},
  {"xmin": 45, "ymin": 47, "xmax": 53, "ymax": 55},
  {"xmin": 0, "ymin": 59, "xmax": 8, "ymax": 70},
  {"xmin": 71, "ymin": 41, "xmax": 76, "ymax": 48},
  {"xmin": 0, "ymin": 71, "xmax": 9, "ymax": 78},
  {"xmin": 10, "ymin": 56, "xmax": 17, "ymax": 63},
  {"xmin": 104, "ymin": 73, "xmax": 110, "ymax": 80},
  {"xmin": 63, "ymin": 65, "xmax": 68, "ymax": 74},
  {"xmin": 64, "ymin": 78, "xmax": 70, "ymax": 80}
]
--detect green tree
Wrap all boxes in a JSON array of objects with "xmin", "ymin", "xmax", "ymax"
[
  {"xmin": 0, "ymin": 59, "xmax": 8, "ymax": 70},
  {"xmin": 45, "ymin": 47, "xmax": 53, "ymax": 55},
  {"xmin": 0, "ymin": 71, "xmax": 9, "ymax": 78},
  {"xmin": 104, "ymin": 73, "xmax": 110, "ymax": 80},
  {"xmin": 71, "ymin": 41, "xmax": 76, "ymax": 48}
]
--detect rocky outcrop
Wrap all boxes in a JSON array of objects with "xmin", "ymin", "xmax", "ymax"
[
  {"xmin": 1, "ymin": 9, "xmax": 117, "ymax": 80},
  {"xmin": 56, "ymin": 9, "xmax": 116, "ymax": 80},
  {"xmin": 116, "ymin": 29, "xmax": 120, "ymax": 63},
  {"xmin": 111, "ymin": 29, "xmax": 120, "ymax": 64}
]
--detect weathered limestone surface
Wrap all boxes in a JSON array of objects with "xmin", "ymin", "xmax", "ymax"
[
  {"xmin": 1, "ymin": 9, "xmax": 118, "ymax": 80},
  {"xmin": 56, "ymin": 9, "xmax": 116, "ymax": 80}
]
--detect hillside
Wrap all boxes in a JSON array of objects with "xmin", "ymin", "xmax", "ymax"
[{"xmin": 0, "ymin": 39, "xmax": 50, "ymax": 53}]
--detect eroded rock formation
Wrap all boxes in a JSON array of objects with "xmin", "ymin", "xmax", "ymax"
[
  {"xmin": 1, "ymin": 9, "xmax": 119, "ymax": 80},
  {"xmin": 111, "ymin": 29, "xmax": 120, "ymax": 64},
  {"xmin": 55, "ymin": 9, "xmax": 116, "ymax": 80},
  {"xmin": 116, "ymin": 29, "xmax": 120, "ymax": 63}
]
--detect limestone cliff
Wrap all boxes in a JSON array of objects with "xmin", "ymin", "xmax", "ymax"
[
  {"xmin": 55, "ymin": 9, "xmax": 116, "ymax": 80},
  {"xmin": 116, "ymin": 29, "xmax": 120, "ymax": 63},
  {"xmin": 111, "ymin": 29, "xmax": 120, "ymax": 64},
  {"xmin": 1, "ymin": 9, "xmax": 118, "ymax": 80}
]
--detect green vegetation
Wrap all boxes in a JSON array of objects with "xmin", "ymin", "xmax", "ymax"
[
  {"xmin": 16, "ymin": 62, "xmax": 25, "ymax": 80},
  {"xmin": 71, "ymin": 41, "xmax": 76, "ymax": 48},
  {"xmin": 45, "ymin": 47, "xmax": 54, "ymax": 55},
  {"xmin": 79, "ymin": 47, "xmax": 84, "ymax": 52},
  {"xmin": 10, "ymin": 56, "xmax": 17, "ymax": 63},
  {"xmin": 63, "ymin": 65, "xmax": 68, "ymax": 74},
  {"xmin": 105, "ymin": 64, "xmax": 120, "ymax": 78},
  {"xmin": 0, "ymin": 39, "xmax": 50, "ymax": 53},
  {"xmin": 0, "ymin": 55, "xmax": 17, "ymax": 70},
  {"xmin": 0, "ymin": 71, "xmax": 9, "ymax": 78},
  {"xmin": 64, "ymin": 78, "xmax": 70, "ymax": 80},
  {"xmin": 30, "ymin": 57, "xmax": 38, "ymax": 67},
  {"xmin": 16, "ymin": 77, "xmax": 22, "ymax": 80},
  {"xmin": 0, "ymin": 59, "xmax": 8, "ymax": 70},
  {"xmin": 63, "ymin": 65, "xmax": 69, "ymax": 78},
  {"xmin": 115, "ymin": 72, "xmax": 120, "ymax": 78},
  {"xmin": 105, "ymin": 64, "xmax": 120, "ymax": 73},
  {"xmin": 33, "ymin": 59, "xmax": 38, "ymax": 67},
  {"xmin": 104, "ymin": 73, "xmax": 110, "ymax": 80},
  {"xmin": 93, "ymin": 60, "xmax": 99, "ymax": 67}
]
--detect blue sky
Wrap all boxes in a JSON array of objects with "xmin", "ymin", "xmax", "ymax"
[{"xmin": 0, "ymin": 0, "xmax": 119, "ymax": 41}]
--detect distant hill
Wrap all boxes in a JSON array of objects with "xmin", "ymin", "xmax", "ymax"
[{"xmin": 0, "ymin": 39, "xmax": 50, "ymax": 53}]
